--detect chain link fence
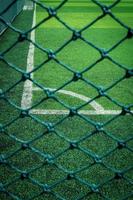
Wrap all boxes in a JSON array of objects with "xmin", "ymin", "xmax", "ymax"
[{"xmin": 0, "ymin": 0, "xmax": 133, "ymax": 199}]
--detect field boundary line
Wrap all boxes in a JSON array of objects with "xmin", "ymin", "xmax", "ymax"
[
  {"xmin": 21, "ymin": 4, "xmax": 36, "ymax": 109},
  {"xmin": 30, "ymin": 109, "xmax": 124, "ymax": 115}
]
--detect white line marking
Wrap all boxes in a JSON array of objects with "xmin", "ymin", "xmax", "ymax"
[
  {"xmin": 32, "ymin": 87, "xmax": 104, "ymax": 111},
  {"xmin": 30, "ymin": 109, "xmax": 123, "ymax": 115},
  {"xmin": 21, "ymin": 5, "xmax": 36, "ymax": 109}
]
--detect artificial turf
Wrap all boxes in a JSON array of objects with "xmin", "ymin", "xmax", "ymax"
[
  {"xmin": 34, "ymin": 0, "xmax": 133, "ymax": 110},
  {"xmin": 0, "ymin": 0, "xmax": 133, "ymax": 200}
]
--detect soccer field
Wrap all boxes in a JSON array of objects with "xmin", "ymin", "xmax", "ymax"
[
  {"xmin": 21, "ymin": 0, "xmax": 133, "ymax": 114},
  {"xmin": 0, "ymin": 0, "xmax": 133, "ymax": 200}
]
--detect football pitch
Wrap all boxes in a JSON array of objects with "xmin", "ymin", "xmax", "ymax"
[
  {"xmin": 22, "ymin": 0, "xmax": 133, "ymax": 114},
  {"xmin": 0, "ymin": 0, "xmax": 133, "ymax": 200}
]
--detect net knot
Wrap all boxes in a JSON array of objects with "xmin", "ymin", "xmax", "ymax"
[
  {"xmin": 46, "ymin": 123, "xmax": 54, "ymax": 132},
  {"xmin": 94, "ymin": 155, "xmax": 102, "ymax": 163},
  {"xmin": 127, "ymin": 29, "xmax": 133, "ymax": 39},
  {"xmin": 67, "ymin": 173, "xmax": 74, "ymax": 180},
  {"xmin": 69, "ymin": 141, "xmax": 78, "ymax": 149},
  {"xmin": 48, "ymin": 50, "xmax": 55, "ymax": 60},
  {"xmin": 73, "ymin": 72, "xmax": 82, "ymax": 81},
  {"xmin": 95, "ymin": 123, "xmax": 104, "ymax": 131},
  {"xmin": 48, "ymin": 8, "xmax": 56, "ymax": 17},
  {"xmin": 45, "ymin": 154, "xmax": 53, "ymax": 163},
  {"xmin": 125, "ymin": 69, "xmax": 133, "ymax": 78},
  {"xmin": 22, "ymin": 143, "xmax": 29, "ymax": 150},
  {"xmin": 21, "ymin": 172, "xmax": 29, "ymax": 180},
  {"xmin": 102, "ymin": 6, "xmax": 110, "ymax": 15},
  {"xmin": 72, "ymin": 31, "xmax": 81, "ymax": 40},
  {"xmin": 46, "ymin": 157, "xmax": 54, "ymax": 165},
  {"xmin": 118, "ymin": 141, "xmax": 126, "ymax": 149},
  {"xmin": 22, "ymin": 73, "xmax": 30, "ymax": 81},
  {"xmin": 46, "ymin": 89, "xmax": 54, "ymax": 98},
  {"xmin": 115, "ymin": 171, "xmax": 123, "ymax": 179},
  {"xmin": 100, "ymin": 49, "xmax": 108, "ymax": 59},
  {"xmin": 98, "ymin": 86, "xmax": 106, "ymax": 97},
  {"xmin": 43, "ymin": 184, "xmax": 51, "ymax": 193},
  {"xmin": 69, "ymin": 108, "xmax": 77, "ymax": 117},
  {"xmin": 91, "ymin": 184, "xmax": 99, "ymax": 193},
  {"xmin": 121, "ymin": 106, "xmax": 130, "ymax": 115},
  {"xmin": 20, "ymin": 110, "xmax": 29, "ymax": 118},
  {"xmin": 18, "ymin": 33, "xmax": 27, "ymax": 42}
]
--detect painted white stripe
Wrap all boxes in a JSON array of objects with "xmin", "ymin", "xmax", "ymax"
[
  {"xmin": 30, "ymin": 109, "xmax": 124, "ymax": 115},
  {"xmin": 21, "ymin": 5, "xmax": 36, "ymax": 109},
  {"xmin": 32, "ymin": 87, "xmax": 104, "ymax": 111}
]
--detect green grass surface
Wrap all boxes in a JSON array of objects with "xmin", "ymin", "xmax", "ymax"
[
  {"xmin": 0, "ymin": 1, "xmax": 133, "ymax": 200},
  {"xmin": 34, "ymin": 1, "xmax": 133, "ymax": 110}
]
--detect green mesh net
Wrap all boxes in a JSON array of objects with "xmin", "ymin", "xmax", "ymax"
[{"xmin": 0, "ymin": 0, "xmax": 133, "ymax": 200}]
